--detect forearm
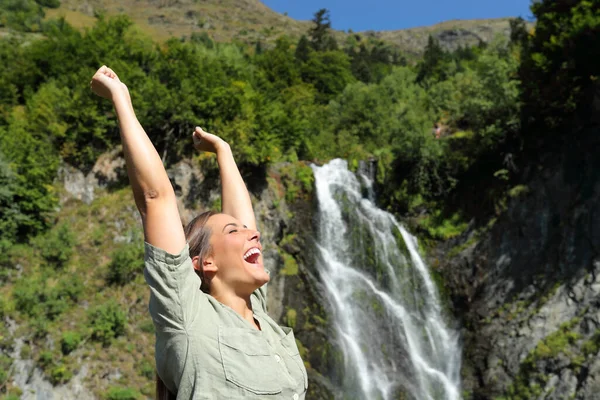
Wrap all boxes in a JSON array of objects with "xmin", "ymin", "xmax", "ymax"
[
  {"xmin": 113, "ymin": 93, "xmax": 175, "ymax": 214},
  {"xmin": 217, "ymin": 144, "xmax": 256, "ymax": 230}
]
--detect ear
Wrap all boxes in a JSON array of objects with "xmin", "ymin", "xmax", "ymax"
[
  {"xmin": 192, "ymin": 255, "xmax": 218, "ymax": 273},
  {"xmin": 203, "ymin": 255, "xmax": 218, "ymax": 273},
  {"xmin": 191, "ymin": 256, "xmax": 202, "ymax": 273}
]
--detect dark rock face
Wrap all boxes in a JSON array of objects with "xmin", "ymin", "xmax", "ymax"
[
  {"xmin": 434, "ymin": 28, "xmax": 484, "ymax": 51},
  {"xmin": 437, "ymin": 130, "xmax": 600, "ymax": 399}
]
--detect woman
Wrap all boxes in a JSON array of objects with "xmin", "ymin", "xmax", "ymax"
[{"xmin": 90, "ymin": 66, "xmax": 308, "ymax": 399}]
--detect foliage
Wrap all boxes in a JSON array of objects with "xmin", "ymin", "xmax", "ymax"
[
  {"xmin": 416, "ymin": 35, "xmax": 451, "ymax": 84},
  {"xmin": 417, "ymin": 210, "xmax": 468, "ymax": 241},
  {"xmin": 279, "ymin": 251, "xmax": 299, "ymax": 276},
  {"xmin": 60, "ymin": 331, "xmax": 82, "ymax": 355},
  {"xmin": 0, "ymin": 119, "xmax": 59, "ymax": 241},
  {"xmin": 0, "ymin": 353, "xmax": 13, "ymax": 392},
  {"xmin": 0, "ymin": 153, "xmax": 21, "ymax": 259},
  {"xmin": 308, "ymin": 9, "xmax": 337, "ymax": 52},
  {"xmin": 519, "ymin": 0, "xmax": 600, "ymax": 153},
  {"xmin": 105, "ymin": 387, "xmax": 141, "ymax": 400},
  {"xmin": 13, "ymin": 275, "xmax": 82, "ymax": 322},
  {"xmin": 106, "ymin": 242, "xmax": 144, "ymax": 285},
  {"xmin": 0, "ymin": 0, "xmax": 45, "ymax": 32},
  {"xmin": 88, "ymin": 300, "xmax": 127, "ymax": 346},
  {"xmin": 278, "ymin": 162, "xmax": 314, "ymax": 203},
  {"xmin": 34, "ymin": 223, "xmax": 76, "ymax": 269}
]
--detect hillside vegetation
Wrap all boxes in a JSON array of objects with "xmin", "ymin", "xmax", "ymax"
[
  {"xmin": 6, "ymin": 0, "xmax": 521, "ymax": 55},
  {"xmin": 0, "ymin": 0, "xmax": 598, "ymax": 398}
]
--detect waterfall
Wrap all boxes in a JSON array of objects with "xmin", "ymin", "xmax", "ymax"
[{"xmin": 311, "ymin": 159, "xmax": 462, "ymax": 400}]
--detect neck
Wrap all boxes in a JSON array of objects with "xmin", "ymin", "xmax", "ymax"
[{"xmin": 212, "ymin": 289, "xmax": 259, "ymax": 330}]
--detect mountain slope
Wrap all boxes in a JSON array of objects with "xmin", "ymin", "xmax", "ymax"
[
  {"xmin": 372, "ymin": 17, "xmax": 528, "ymax": 55},
  {"xmin": 47, "ymin": 0, "xmax": 523, "ymax": 54},
  {"xmin": 47, "ymin": 0, "xmax": 311, "ymax": 43}
]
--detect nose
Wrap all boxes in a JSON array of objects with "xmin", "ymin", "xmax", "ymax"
[{"xmin": 249, "ymin": 229, "xmax": 261, "ymax": 242}]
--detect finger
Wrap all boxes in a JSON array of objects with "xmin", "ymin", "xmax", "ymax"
[
  {"xmin": 106, "ymin": 67, "xmax": 118, "ymax": 80},
  {"xmin": 199, "ymin": 127, "xmax": 214, "ymax": 137}
]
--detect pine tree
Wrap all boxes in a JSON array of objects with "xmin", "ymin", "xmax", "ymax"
[
  {"xmin": 295, "ymin": 35, "xmax": 310, "ymax": 62},
  {"xmin": 309, "ymin": 9, "xmax": 335, "ymax": 52},
  {"xmin": 416, "ymin": 35, "xmax": 447, "ymax": 84}
]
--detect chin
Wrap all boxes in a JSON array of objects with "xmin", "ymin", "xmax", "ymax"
[{"xmin": 254, "ymin": 266, "xmax": 270, "ymax": 284}]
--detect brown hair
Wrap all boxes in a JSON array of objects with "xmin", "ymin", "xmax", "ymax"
[
  {"xmin": 184, "ymin": 210, "xmax": 218, "ymax": 293},
  {"xmin": 156, "ymin": 373, "xmax": 176, "ymax": 400},
  {"xmin": 156, "ymin": 210, "xmax": 218, "ymax": 400}
]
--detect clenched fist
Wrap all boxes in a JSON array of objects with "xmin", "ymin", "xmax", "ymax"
[
  {"xmin": 193, "ymin": 127, "xmax": 229, "ymax": 154},
  {"xmin": 90, "ymin": 65, "xmax": 129, "ymax": 102}
]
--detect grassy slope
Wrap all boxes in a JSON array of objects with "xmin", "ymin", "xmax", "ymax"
[
  {"xmin": 2, "ymin": 188, "xmax": 157, "ymax": 398},
  {"xmin": 45, "ymin": 0, "xmax": 520, "ymax": 54},
  {"xmin": 46, "ymin": 0, "xmax": 311, "ymax": 44}
]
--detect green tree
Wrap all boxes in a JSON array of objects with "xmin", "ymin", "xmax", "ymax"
[
  {"xmin": 509, "ymin": 17, "xmax": 529, "ymax": 47},
  {"xmin": 416, "ymin": 35, "xmax": 449, "ymax": 84},
  {"xmin": 519, "ymin": 0, "xmax": 600, "ymax": 152},
  {"xmin": 0, "ymin": 0, "xmax": 45, "ymax": 31},
  {"xmin": 308, "ymin": 9, "xmax": 337, "ymax": 52},
  {"xmin": 0, "ymin": 153, "xmax": 21, "ymax": 256},
  {"xmin": 0, "ymin": 117, "xmax": 59, "ymax": 240},
  {"xmin": 256, "ymin": 36, "xmax": 301, "ymax": 91},
  {"xmin": 301, "ymin": 50, "xmax": 354, "ymax": 103},
  {"xmin": 295, "ymin": 35, "xmax": 311, "ymax": 62}
]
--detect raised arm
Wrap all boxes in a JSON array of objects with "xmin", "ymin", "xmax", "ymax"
[
  {"xmin": 90, "ymin": 66, "xmax": 185, "ymax": 254},
  {"xmin": 193, "ymin": 127, "xmax": 256, "ymax": 230}
]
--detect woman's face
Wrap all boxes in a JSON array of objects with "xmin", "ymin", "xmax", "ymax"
[{"xmin": 205, "ymin": 213, "xmax": 270, "ymax": 295}]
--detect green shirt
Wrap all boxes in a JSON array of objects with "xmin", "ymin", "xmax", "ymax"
[{"xmin": 144, "ymin": 242, "xmax": 308, "ymax": 400}]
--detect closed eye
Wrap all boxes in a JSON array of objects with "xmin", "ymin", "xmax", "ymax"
[{"xmin": 228, "ymin": 229, "xmax": 238, "ymax": 234}]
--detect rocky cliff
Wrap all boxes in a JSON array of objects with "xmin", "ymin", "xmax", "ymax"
[{"xmin": 435, "ymin": 127, "xmax": 600, "ymax": 399}]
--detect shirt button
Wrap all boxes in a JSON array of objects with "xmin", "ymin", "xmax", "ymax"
[
  {"xmin": 274, "ymin": 354, "xmax": 281, "ymax": 363},
  {"xmin": 293, "ymin": 394, "xmax": 299, "ymax": 400}
]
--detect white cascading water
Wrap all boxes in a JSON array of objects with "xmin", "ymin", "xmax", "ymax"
[{"xmin": 311, "ymin": 159, "xmax": 462, "ymax": 400}]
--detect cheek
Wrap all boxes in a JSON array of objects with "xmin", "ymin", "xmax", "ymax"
[{"xmin": 213, "ymin": 235, "xmax": 243, "ymax": 261}]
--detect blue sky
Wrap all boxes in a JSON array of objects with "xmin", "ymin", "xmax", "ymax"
[{"xmin": 262, "ymin": 0, "xmax": 533, "ymax": 31}]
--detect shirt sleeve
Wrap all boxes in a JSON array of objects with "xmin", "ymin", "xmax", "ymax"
[{"xmin": 143, "ymin": 242, "xmax": 207, "ymax": 330}]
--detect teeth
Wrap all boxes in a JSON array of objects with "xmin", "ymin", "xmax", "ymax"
[{"xmin": 243, "ymin": 248, "xmax": 261, "ymax": 260}]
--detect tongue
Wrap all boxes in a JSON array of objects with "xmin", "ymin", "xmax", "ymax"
[{"xmin": 246, "ymin": 253, "xmax": 260, "ymax": 264}]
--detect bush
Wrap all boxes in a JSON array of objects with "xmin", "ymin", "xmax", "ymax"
[
  {"xmin": 37, "ymin": 350, "xmax": 53, "ymax": 368},
  {"xmin": 137, "ymin": 359, "xmax": 155, "ymax": 380},
  {"xmin": 88, "ymin": 300, "xmax": 127, "ymax": 346},
  {"xmin": 105, "ymin": 387, "xmax": 141, "ymax": 400},
  {"xmin": 36, "ymin": 223, "xmax": 76, "ymax": 269},
  {"xmin": 13, "ymin": 275, "xmax": 82, "ymax": 321},
  {"xmin": 106, "ymin": 242, "xmax": 144, "ymax": 285},
  {"xmin": 0, "ymin": 353, "xmax": 13, "ymax": 387},
  {"xmin": 49, "ymin": 362, "xmax": 73, "ymax": 384},
  {"xmin": 60, "ymin": 331, "xmax": 81, "ymax": 355},
  {"xmin": 36, "ymin": 0, "xmax": 61, "ymax": 8}
]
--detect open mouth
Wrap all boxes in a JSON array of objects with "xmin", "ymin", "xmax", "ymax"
[{"xmin": 243, "ymin": 248, "xmax": 261, "ymax": 264}]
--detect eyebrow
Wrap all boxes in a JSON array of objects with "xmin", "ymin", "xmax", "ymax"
[{"xmin": 222, "ymin": 223, "xmax": 248, "ymax": 232}]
